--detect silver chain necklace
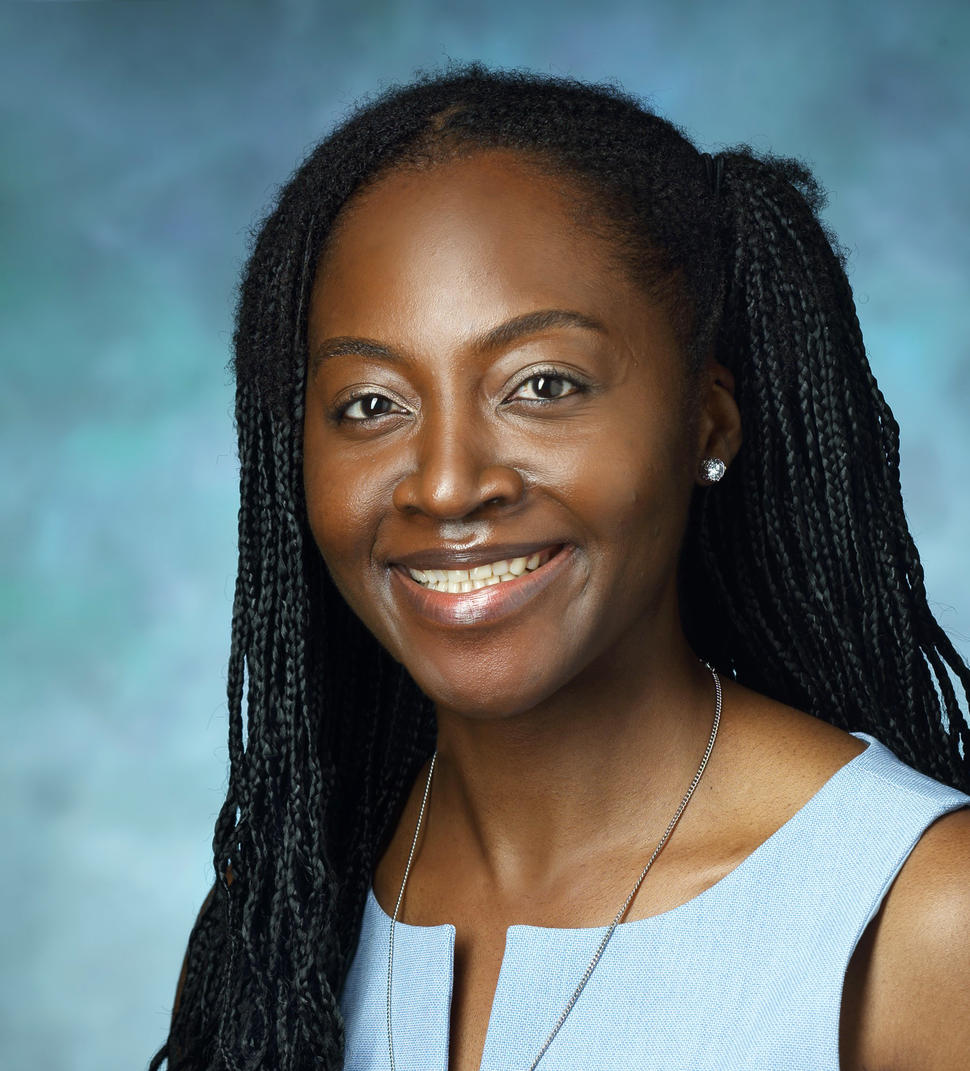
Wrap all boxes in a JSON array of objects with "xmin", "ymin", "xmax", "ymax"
[{"xmin": 386, "ymin": 661, "xmax": 722, "ymax": 1071}]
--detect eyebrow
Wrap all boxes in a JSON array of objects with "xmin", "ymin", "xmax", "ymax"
[{"xmin": 309, "ymin": 308, "xmax": 606, "ymax": 374}]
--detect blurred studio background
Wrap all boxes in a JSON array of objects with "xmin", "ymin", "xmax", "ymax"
[{"xmin": 2, "ymin": 1, "xmax": 968, "ymax": 1067}]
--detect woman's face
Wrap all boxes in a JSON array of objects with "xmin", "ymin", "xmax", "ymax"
[{"xmin": 304, "ymin": 150, "xmax": 730, "ymax": 718}]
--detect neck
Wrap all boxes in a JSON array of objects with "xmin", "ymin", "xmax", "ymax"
[{"xmin": 428, "ymin": 627, "xmax": 718, "ymax": 895}]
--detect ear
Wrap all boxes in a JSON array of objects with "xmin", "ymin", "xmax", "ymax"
[{"xmin": 693, "ymin": 358, "xmax": 742, "ymax": 485}]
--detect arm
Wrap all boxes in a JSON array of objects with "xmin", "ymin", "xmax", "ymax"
[{"xmin": 842, "ymin": 808, "xmax": 970, "ymax": 1071}]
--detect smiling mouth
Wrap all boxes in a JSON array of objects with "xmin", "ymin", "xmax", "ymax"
[
  {"xmin": 400, "ymin": 546, "xmax": 559, "ymax": 593},
  {"xmin": 389, "ymin": 543, "xmax": 574, "ymax": 628}
]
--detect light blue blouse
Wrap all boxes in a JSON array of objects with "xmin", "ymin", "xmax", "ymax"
[{"xmin": 339, "ymin": 733, "xmax": 969, "ymax": 1070}]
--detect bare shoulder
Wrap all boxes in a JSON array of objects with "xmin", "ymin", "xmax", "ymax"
[
  {"xmin": 847, "ymin": 807, "xmax": 970, "ymax": 1071},
  {"xmin": 723, "ymin": 684, "xmax": 970, "ymax": 1068},
  {"xmin": 876, "ymin": 807, "xmax": 970, "ymax": 1001},
  {"xmin": 713, "ymin": 678, "xmax": 869, "ymax": 808},
  {"xmin": 720, "ymin": 682, "xmax": 970, "ymax": 1068}
]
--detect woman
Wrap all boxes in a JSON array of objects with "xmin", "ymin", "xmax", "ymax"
[{"xmin": 151, "ymin": 66, "xmax": 970, "ymax": 1071}]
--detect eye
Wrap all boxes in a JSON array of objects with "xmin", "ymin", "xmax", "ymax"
[
  {"xmin": 337, "ymin": 392, "xmax": 408, "ymax": 422},
  {"xmin": 508, "ymin": 371, "xmax": 582, "ymax": 402}
]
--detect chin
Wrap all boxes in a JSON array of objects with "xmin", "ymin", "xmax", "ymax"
[{"xmin": 407, "ymin": 662, "xmax": 561, "ymax": 722}]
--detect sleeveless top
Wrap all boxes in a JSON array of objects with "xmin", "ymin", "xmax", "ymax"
[{"xmin": 339, "ymin": 732, "xmax": 969, "ymax": 1070}]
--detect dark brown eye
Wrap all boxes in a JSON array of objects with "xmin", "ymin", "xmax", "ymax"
[
  {"xmin": 340, "ymin": 393, "xmax": 405, "ymax": 421},
  {"xmin": 511, "ymin": 373, "xmax": 580, "ymax": 402}
]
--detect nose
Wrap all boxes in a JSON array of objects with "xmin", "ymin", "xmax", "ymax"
[{"xmin": 391, "ymin": 412, "xmax": 525, "ymax": 520}]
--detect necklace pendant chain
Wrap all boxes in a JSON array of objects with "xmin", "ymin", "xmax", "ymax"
[{"xmin": 387, "ymin": 661, "xmax": 722, "ymax": 1071}]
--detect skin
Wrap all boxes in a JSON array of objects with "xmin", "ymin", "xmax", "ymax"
[{"xmin": 302, "ymin": 150, "xmax": 970, "ymax": 1071}]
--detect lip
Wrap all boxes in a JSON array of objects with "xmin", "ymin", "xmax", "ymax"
[
  {"xmin": 390, "ymin": 542, "xmax": 562, "ymax": 571},
  {"xmin": 389, "ymin": 543, "xmax": 575, "ymax": 628}
]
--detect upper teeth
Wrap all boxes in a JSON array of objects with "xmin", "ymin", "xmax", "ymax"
[{"xmin": 407, "ymin": 551, "xmax": 550, "ymax": 592}]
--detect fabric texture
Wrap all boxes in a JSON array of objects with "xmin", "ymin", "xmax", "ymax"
[{"xmin": 339, "ymin": 732, "xmax": 969, "ymax": 1070}]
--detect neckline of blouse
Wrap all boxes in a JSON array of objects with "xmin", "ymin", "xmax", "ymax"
[{"xmin": 366, "ymin": 732, "xmax": 879, "ymax": 937}]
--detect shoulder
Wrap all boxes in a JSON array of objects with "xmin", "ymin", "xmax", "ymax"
[
  {"xmin": 847, "ymin": 806, "xmax": 970, "ymax": 1071},
  {"xmin": 884, "ymin": 807, "xmax": 970, "ymax": 979},
  {"xmin": 712, "ymin": 679, "xmax": 868, "ymax": 811},
  {"xmin": 721, "ymin": 682, "xmax": 970, "ymax": 1069}
]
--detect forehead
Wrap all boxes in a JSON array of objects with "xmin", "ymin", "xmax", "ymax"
[
  {"xmin": 321, "ymin": 149, "xmax": 607, "ymax": 269},
  {"xmin": 309, "ymin": 151, "xmax": 651, "ymax": 349}
]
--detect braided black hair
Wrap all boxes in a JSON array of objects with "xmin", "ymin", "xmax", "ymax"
[{"xmin": 149, "ymin": 64, "xmax": 970, "ymax": 1071}]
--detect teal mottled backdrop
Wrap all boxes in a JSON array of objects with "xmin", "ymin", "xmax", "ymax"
[{"xmin": 2, "ymin": 1, "xmax": 968, "ymax": 1067}]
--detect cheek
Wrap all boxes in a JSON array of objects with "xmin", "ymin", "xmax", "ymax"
[
  {"xmin": 303, "ymin": 463, "xmax": 402, "ymax": 655},
  {"xmin": 306, "ymin": 469, "xmax": 366, "ymax": 547},
  {"xmin": 302, "ymin": 423, "xmax": 387, "ymax": 589},
  {"xmin": 564, "ymin": 418, "xmax": 692, "ymax": 581}
]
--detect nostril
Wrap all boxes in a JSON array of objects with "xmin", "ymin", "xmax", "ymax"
[{"xmin": 392, "ymin": 460, "xmax": 525, "ymax": 520}]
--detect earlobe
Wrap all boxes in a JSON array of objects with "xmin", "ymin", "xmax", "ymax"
[{"xmin": 695, "ymin": 359, "xmax": 742, "ymax": 484}]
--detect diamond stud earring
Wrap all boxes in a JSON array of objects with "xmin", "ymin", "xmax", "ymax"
[{"xmin": 700, "ymin": 457, "xmax": 726, "ymax": 483}]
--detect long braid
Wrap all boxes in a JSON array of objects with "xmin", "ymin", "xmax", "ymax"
[
  {"xmin": 685, "ymin": 150, "xmax": 970, "ymax": 786},
  {"xmin": 150, "ymin": 65, "xmax": 969, "ymax": 1071}
]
